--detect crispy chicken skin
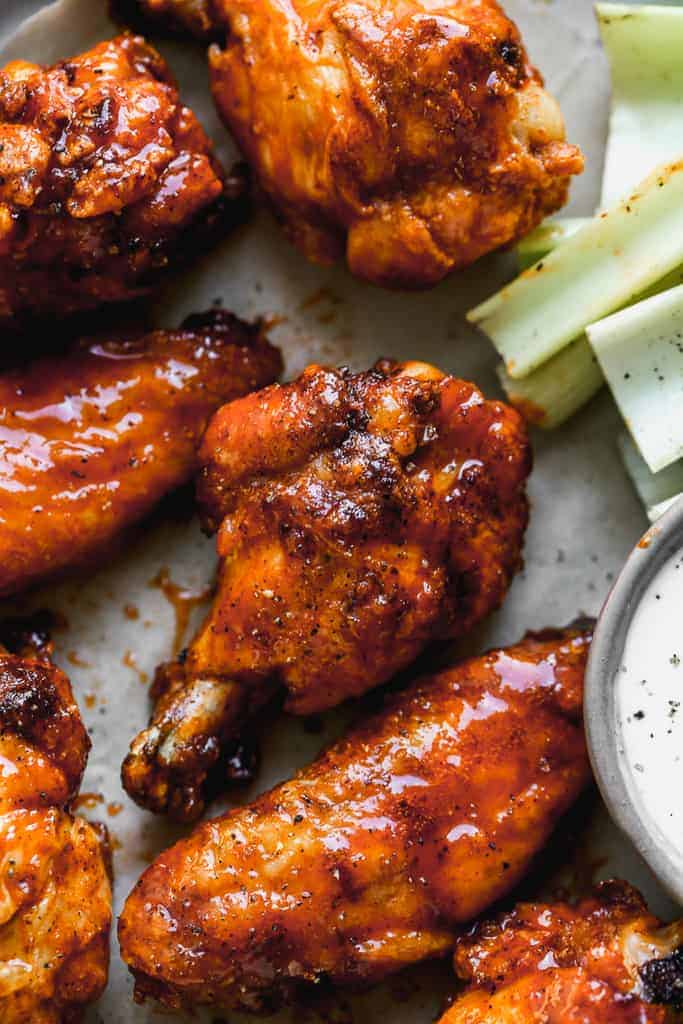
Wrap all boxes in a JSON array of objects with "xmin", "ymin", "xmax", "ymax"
[
  {"xmin": 440, "ymin": 881, "xmax": 683, "ymax": 1023},
  {"xmin": 122, "ymin": 359, "xmax": 531, "ymax": 820},
  {"xmin": 0, "ymin": 34, "xmax": 245, "ymax": 324},
  {"xmin": 0, "ymin": 636, "xmax": 112, "ymax": 1023},
  {"xmin": 113, "ymin": 0, "xmax": 217, "ymax": 38},
  {"xmin": 119, "ymin": 627, "xmax": 591, "ymax": 1014},
  {"xmin": 0, "ymin": 310, "xmax": 282, "ymax": 599},
  {"xmin": 130, "ymin": 0, "xmax": 583, "ymax": 287}
]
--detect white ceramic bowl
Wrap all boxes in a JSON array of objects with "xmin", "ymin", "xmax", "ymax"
[{"xmin": 586, "ymin": 498, "xmax": 683, "ymax": 906}]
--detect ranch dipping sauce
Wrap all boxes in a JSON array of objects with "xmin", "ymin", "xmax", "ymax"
[{"xmin": 617, "ymin": 547, "xmax": 683, "ymax": 856}]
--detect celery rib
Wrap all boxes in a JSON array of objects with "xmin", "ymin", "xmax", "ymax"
[
  {"xmin": 598, "ymin": 4, "xmax": 683, "ymax": 208},
  {"xmin": 515, "ymin": 219, "xmax": 587, "ymax": 271},
  {"xmin": 468, "ymin": 160, "xmax": 683, "ymax": 380},
  {"xmin": 618, "ymin": 433, "xmax": 683, "ymax": 518},
  {"xmin": 496, "ymin": 337, "xmax": 603, "ymax": 430},
  {"xmin": 486, "ymin": 3, "xmax": 683, "ymax": 431},
  {"xmin": 587, "ymin": 285, "xmax": 683, "ymax": 473},
  {"xmin": 648, "ymin": 495, "xmax": 683, "ymax": 523}
]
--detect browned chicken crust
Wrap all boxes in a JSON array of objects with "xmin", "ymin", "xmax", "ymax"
[
  {"xmin": 119, "ymin": 626, "xmax": 591, "ymax": 1014},
  {"xmin": 0, "ymin": 34, "xmax": 245, "ymax": 325},
  {"xmin": 0, "ymin": 639, "xmax": 112, "ymax": 1023},
  {"xmin": 113, "ymin": 0, "xmax": 217, "ymax": 38},
  {"xmin": 0, "ymin": 310, "xmax": 282, "ymax": 599},
  {"xmin": 122, "ymin": 358, "xmax": 531, "ymax": 820},
  {"xmin": 440, "ymin": 881, "xmax": 683, "ymax": 1023},
  {"xmin": 128, "ymin": 0, "xmax": 583, "ymax": 287}
]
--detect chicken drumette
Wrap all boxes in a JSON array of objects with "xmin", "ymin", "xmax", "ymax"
[
  {"xmin": 125, "ymin": 0, "xmax": 583, "ymax": 288},
  {"xmin": 123, "ymin": 359, "xmax": 531, "ymax": 820},
  {"xmin": 0, "ymin": 627, "xmax": 112, "ymax": 1023},
  {"xmin": 120, "ymin": 626, "xmax": 591, "ymax": 1014},
  {"xmin": 440, "ymin": 881, "xmax": 683, "ymax": 1023},
  {"xmin": 0, "ymin": 34, "xmax": 245, "ymax": 325},
  {"xmin": 0, "ymin": 310, "xmax": 281, "ymax": 598}
]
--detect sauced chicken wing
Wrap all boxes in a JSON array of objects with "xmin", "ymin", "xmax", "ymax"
[
  {"xmin": 440, "ymin": 881, "xmax": 683, "ymax": 1023},
  {"xmin": 128, "ymin": 0, "xmax": 583, "ymax": 287},
  {"xmin": 0, "ymin": 34, "xmax": 245, "ymax": 325},
  {"xmin": 0, "ymin": 632, "xmax": 112, "ymax": 1023},
  {"xmin": 122, "ymin": 359, "xmax": 531, "ymax": 820},
  {"xmin": 119, "ymin": 627, "xmax": 592, "ymax": 1014},
  {"xmin": 113, "ymin": 0, "xmax": 217, "ymax": 38},
  {"xmin": 0, "ymin": 310, "xmax": 282, "ymax": 598}
]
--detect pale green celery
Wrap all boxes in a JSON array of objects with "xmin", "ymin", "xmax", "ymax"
[
  {"xmin": 618, "ymin": 433, "xmax": 683, "ymax": 517},
  {"xmin": 507, "ymin": 222, "xmax": 600, "ymax": 429},
  {"xmin": 648, "ymin": 495, "xmax": 683, "ymax": 523},
  {"xmin": 496, "ymin": 337, "xmax": 603, "ymax": 429},
  {"xmin": 598, "ymin": 4, "xmax": 683, "ymax": 208},
  {"xmin": 516, "ymin": 219, "xmax": 587, "ymax": 271},
  {"xmin": 487, "ymin": 4, "xmax": 683, "ymax": 427},
  {"xmin": 494, "ymin": 264, "xmax": 683, "ymax": 429},
  {"xmin": 467, "ymin": 160, "xmax": 683, "ymax": 380},
  {"xmin": 587, "ymin": 284, "xmax": 683, "ymax": 473}
]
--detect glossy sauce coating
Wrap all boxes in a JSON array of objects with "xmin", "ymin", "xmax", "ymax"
[
  {"xmin": 191, "ymin": 0, "xmax": 583, "ymax": 287},
  {"xmin": 0, "ymin": 310, "xmax": 282, "ymax": 598},
  {"xmin": 123, "ymin": 358, "xmax": 531, "ymax": 820},
  {"xmin": 0, "ymin": 34, "xmax": 242, "ymax": 323},
  {"xmin": 0, "ymin": 644, "xmax": 112, "ymax": 1023},
  {"xmin": 119, "ymin": 627, "xmax": 591, "ymax": 1014},
  {"xmin": 441, "ymin": 881, "xmax": 683, "ymax": 1023}
]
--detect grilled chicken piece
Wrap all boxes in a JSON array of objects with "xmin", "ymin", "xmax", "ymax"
[
  {"xmin": 0, "ymin": 34, "xmax": 245, "ymax": 325},
  {"xmin": 0, "ymin": 633, "xmax": 112, "ymax": 1023},
  {"xmin": 126, "ymin": 0, "xmax": 583, "ymax": 288},
  {"xmin": 0, "ymin": 310, "xmax": 282, "ymax": 598},
  {"xmin": 120, "ymin": 626, "xmax": 591, "ymax": 1014},
  {"xmin": 440, "ymin": 881, "xmax": 683, "ymax": 1023},
  {"xmin": 113, "ymin": 0, "xmax": 217, "ymax": 38},
  {"xmin": 122, "ymin": 359, "xmax": 531, "ymax": 820}
]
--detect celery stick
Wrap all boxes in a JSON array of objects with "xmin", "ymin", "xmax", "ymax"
[
  {"xmin": 587, "ymin": 284, "xmax": 683, "ymax": 473},
  {"xmin": 649, "ymin": 495, "xmax": 682, "ymax": 523},
  {"xmin": 485, "ymin": 5, "xmax": 683, "ymax": 429},
  {"xmin": 496, "ymin": 337, "xmax": 603, "ymax": 429},
  {"xmin": 468, "ymin": 160, "xmax": 683, "ymax": 379},
  {"xmin": 516, "ymin": 218, "xmax": 587, "ymax": 270},
  {"xmin": 618, "ymin": 433, "xmax": 683, "ymax": 513},
  {"xmin": 598, "ymin": 4, "xmax": 683, "ymax": 208},
  {"xmin": 493, "ymin": 264, "xmax": 683, "ymax": 429}
]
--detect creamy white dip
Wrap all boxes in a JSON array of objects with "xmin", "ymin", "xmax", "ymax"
[{"xmin": 617, "ymin": 548, "xmax": 683, "ymax": 856}]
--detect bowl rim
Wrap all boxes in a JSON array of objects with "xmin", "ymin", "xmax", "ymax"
[{"xmin": 586, "ymin": 495, "xmax": 683, "ymax": 907}]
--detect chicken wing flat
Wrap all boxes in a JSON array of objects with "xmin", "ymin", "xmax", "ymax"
[
  {"xmin": 0, "ymin": 34, "xmax": 245, "ymax": 325},
  {"xmin": 0, "ymin": 310, "xmax": 282, "ymax": 598},
  {"xmin": 122, "ymin": 359, "xmax": 531, "ymax": 820},
  {"xmin": 441, "ymin": 881, "xmax": 683, "ymax": 1023},
  {"xmin": 119, "ymin": 626, "xmax": 591, "ymax": 1014},
  {"xmin": 0, "ymin": 635, "xmax": 112, "ymax": 1023},
  {"xmin": 128, "ymin": 0, "xmax": 583, "ymax": 287}
]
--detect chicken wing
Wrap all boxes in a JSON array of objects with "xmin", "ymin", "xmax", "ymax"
[
  {"xmin": 119, "ymin": 626, "xmax": 591, "ymax": 1014},
  {"xmin": 0, "ymin": 34, "xmax": 245, "ymax": 325},
  {"xmin": 122, "ymin": 359, "xmax": 531, "ymax": 820},
  {"xmin": 113, "ymin": 0, "xmax": 217, "ymax": 39},
  {"xmin": 440, "ymin": 881, "xmax": 683, "ymax": 1023},
  {"xmin": 0, "ymin": 310, "xmax": 282, "ymax": 598},
  {"xmin": 127, "ymin": 0, "xmax": 583, "ymax": 288},
  {"xmin": 0, "ymin": 629, "xmax": 112, "ymax": 1023}
]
